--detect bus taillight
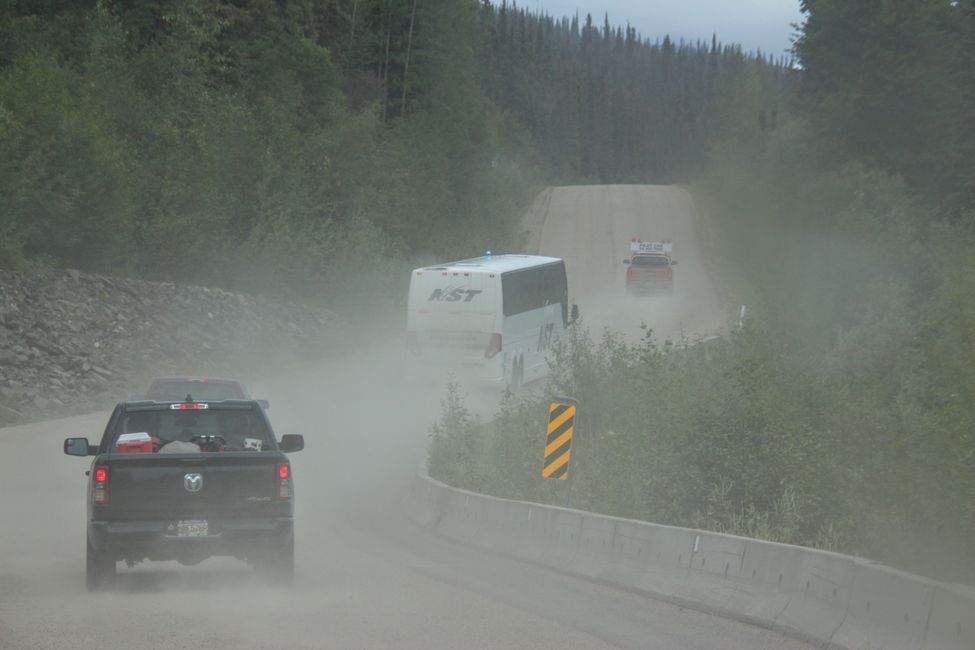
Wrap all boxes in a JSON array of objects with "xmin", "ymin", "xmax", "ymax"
[{"xmin": 484, "ymin": 333, "xmax": 502, "ymax": 358}]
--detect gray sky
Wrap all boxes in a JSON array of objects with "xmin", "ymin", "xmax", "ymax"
[{"xmin": 522, "ymin": 0, "xmax": 804, "ymax": 59}]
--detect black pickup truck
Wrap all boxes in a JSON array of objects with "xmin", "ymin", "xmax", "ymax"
[{"xmin": 64, "ymin": 398, "xmax": 304, "ymax": 590}]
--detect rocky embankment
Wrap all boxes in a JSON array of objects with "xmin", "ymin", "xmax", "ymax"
[{"xmin": 0, "ymin": 268, "xmax": 336, "ymax": 425}]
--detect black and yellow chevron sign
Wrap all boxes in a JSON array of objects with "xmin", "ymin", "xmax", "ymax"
[{"xmin": 542, "ymin": 400, "xmax": 576, "ymax": 479}]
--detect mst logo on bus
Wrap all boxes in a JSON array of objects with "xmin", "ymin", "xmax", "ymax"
[{"xmin": 428, "ymin": 286, "xmax": 482, "ymax": 303}]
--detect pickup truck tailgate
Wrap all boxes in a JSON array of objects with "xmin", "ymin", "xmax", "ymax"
[{"xmin": 102, "ymin": 453, "xmax": 288, "ymax": 520}]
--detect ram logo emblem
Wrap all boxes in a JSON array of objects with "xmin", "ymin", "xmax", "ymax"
[{"xmin": 184, "ymin": 473, "xmax": 203, "ymax": 493}]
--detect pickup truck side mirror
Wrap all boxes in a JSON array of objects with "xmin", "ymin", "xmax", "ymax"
[
  {"xmin": 256, "ymin": 399, "xmax": 270, "ymax": 410},
  {"xmin": 279, "ymin": 434, "xmax": 304, "ymax": 453},
  {"xmin": 670, "ymin": 260, "xmax": 678, "ymax": 266},
  {"xmin": 64, "ymin": 437, "xmax": 96, "ymax": 456},
  {"xmin": 623, "ymin": 258, "xmax": 630, "ymax": 264}
]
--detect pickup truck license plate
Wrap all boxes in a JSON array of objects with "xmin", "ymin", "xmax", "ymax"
[{"xmin": 176, "ymin": 520, "xmax": 208, "ymax": 537}]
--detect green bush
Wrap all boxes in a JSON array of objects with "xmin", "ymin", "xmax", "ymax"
[
  {"xmin": 429, "ymin": 323, "xmax": 844, "ymax": 544},
  {"xmin": 697, "ymin": 117, "xmax": 975, "ymax": 580}
]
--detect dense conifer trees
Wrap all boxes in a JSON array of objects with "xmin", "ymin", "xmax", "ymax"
[{"xmin": 0, "ymin": 1, "xmax": 787, "ymax": 291}]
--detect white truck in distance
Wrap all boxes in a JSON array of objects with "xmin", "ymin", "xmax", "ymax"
[{"xmin": 406, "ymin": 255, "xmax": 574, "ymax": 390}]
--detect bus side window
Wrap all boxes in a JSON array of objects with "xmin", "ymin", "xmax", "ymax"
[{"xmin": 502, "ymin": 262, "xmax": 569, "ymax": 319}]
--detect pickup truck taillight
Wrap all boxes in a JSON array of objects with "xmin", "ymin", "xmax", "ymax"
[
  {"xmin": 93, "ymin": 466, "xmax": 109, "ymax": 504},
  {"xmin": 277, "ymin": 463, "xmax": 292, "ymax": 500}
]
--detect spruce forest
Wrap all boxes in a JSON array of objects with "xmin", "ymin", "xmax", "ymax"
[{"xmin": 0, "ymin": 0, "xmax": 787, "ymax": 301}]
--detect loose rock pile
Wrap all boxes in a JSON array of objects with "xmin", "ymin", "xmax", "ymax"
[{"xmin": 0, "ymin": 268, "xmax": 337, "ymax": 425}]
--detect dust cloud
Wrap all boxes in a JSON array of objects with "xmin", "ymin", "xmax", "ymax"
[
  {"xmin": 575, "ymin": 285, "xmax": 722, "ymax": 347},
  {"xmin": 536, "ymin": 185, "xmax": 725, "ymax": 347},
  {"xmin": 0, "ymin": 336, "xmax": 499, "ymax": 649},
  {"xmin": 0, "ymin": 187, "xmax": 814, "ymax": 650}
]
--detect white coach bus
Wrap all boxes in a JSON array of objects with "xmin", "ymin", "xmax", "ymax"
[{"xmin": 406, "ymin": 254, "xmax": 575, "ymax": 389}]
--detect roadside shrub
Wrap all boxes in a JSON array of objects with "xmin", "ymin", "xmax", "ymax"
[{"xmin": 428, "ymin": 322, "xmax": 845, "ymax": 549}]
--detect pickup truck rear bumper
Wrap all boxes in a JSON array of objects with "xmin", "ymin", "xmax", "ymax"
[
  {"xmin": 626, "ymin": 280, "xmax": 673, "ymax": 293},
  {"xmin": 88, "ymin": 517, "xmax": 293, "ymax": 563}
]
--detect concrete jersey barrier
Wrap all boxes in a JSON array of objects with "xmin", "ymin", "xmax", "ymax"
[{"xmin": 403, "ymin": 472, "xmax": 975, "ymax": 650}]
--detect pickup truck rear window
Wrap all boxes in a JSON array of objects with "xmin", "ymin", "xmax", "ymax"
[
  {"xmin": 113, "ymin": 409, "xmax": 272, "ymax": 453},
  {"xmin": 146, "ymin": 381, "xmax": 246, "ymax": 401},
  {"xmin": 631, "ymin": 255, "xmax": 670, "ymax": 267}
]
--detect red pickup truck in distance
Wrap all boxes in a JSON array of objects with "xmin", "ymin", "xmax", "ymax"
[{"xmin": 623, "ymin": 239, "xmax": 676, "ymax": 295}]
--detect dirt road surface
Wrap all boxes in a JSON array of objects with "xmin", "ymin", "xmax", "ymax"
[
  {"xmin": 536, "ymin": 185, "xmax": 725, "ymax": 344},
  {"xmin": 0, "ymin": 187, "xmax": 812, "ymax": 650}
]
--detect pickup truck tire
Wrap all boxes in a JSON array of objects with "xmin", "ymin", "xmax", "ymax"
[
  {"xmin": 259, "ymin": 537, "xmax": 294, "ymax": 586},
  {"xmin": 86, "ymin": 540, "xmax": 116, "ymax": 591}
]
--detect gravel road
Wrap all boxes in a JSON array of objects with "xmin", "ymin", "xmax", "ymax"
[
  {"xmin": 537, "ymin": 184, "xmax": 725, "ymax": 343},
  {"xmin": 0, "ymin": 186, "xmax": 813, "ymax": 650}
]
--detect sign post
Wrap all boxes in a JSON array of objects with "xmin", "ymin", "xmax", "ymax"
[{"xmin": 542, "ymin": 398, "xmax": 577, "ymax": 480}]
